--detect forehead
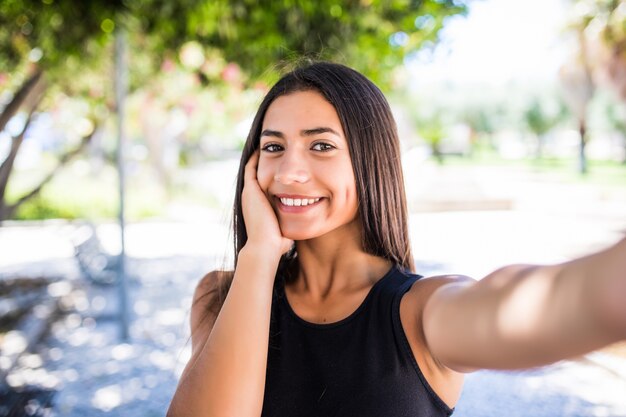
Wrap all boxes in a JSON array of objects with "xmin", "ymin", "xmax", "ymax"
[{"xmin": 262, "ymin": 90, "xmax": 344, "ymax": 134}]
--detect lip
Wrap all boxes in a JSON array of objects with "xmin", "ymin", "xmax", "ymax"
[
  {"xmin": 274, "ymin": 194, "xmax": 324, "ymax": 213},
  {"xmin": 275, "ymin": 194, "xmax": 323, "ymax": 199}
]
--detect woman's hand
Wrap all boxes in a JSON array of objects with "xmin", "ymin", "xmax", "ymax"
[
  {"xmin": 241, "ymin": 150, "xmax": 293, "ymax": 256},
  {"xmin": 168, "ymin": 151, "xmax": 287, "ymax": 417}
]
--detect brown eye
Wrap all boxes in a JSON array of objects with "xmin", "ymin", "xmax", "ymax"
[
  {"xmin": 311, "ymin": 142, "xmax": 335, "ymax": 152},
  {"xmin": 261, "ymin": 144, "xmax": 284, "ymax": 153}
]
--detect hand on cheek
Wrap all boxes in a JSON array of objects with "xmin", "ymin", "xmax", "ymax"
[{"xmin": 242, "ymin": 151, "xmax": 293, "ymax": 256}]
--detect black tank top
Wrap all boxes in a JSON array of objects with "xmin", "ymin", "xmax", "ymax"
[{"xmin": 261, "ymin": 265, "xmax": 454, "ymax": 417}]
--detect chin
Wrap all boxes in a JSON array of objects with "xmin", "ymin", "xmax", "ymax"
[
  {"xmin": 280, "ymin": 225, "xmax": 326, "ymax": 241},
  {"xmin": 282, "ymin": 230, "xmax": 318, "ymax": 241}
]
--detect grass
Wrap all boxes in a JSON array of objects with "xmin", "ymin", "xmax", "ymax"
[
  {"xmin": 441, "ymin": 148, "xmax": 626, "ymax": 188},
  {"xmin": 5, "ymin": 158, "xmax": 227, "ymax": 222},
  {"xmin": 7, "ymin": 162, "xmax": 167, "ymax": 221}
]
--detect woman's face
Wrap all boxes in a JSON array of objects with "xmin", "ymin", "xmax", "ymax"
[{"xmin": 257, "ymin": 90, "xmax": 359, "ymax": 241}]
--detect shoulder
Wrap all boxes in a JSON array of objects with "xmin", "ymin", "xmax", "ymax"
[
  {"xmin": 402, "ymin": 273, "xmax": 476, "ymax": 354},
  {"xmin": 191, "ymin": 270, "xmax": 234, "ymax": 316},
  {"xmin": 406, "ymin": 274, "xmax": 476, "ymax": 304},
  {"xmin": 398, "ymin": 274, "xmax": 476, "ymax": 408},
  {"xmin": 193, "ymin": 269, "xmax": 232, "ymax": 296},
  {"xmin": 190, "ymin": 270, "xmax": 234, "ymax": 353},
  {"xmin": 400, "ymin": 273, "xmax": 476, "ymax": 349}
]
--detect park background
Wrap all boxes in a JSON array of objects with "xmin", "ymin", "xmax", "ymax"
[{"xmin": 1, "ymin": 0, "xmax": 626, "ymax": 416}]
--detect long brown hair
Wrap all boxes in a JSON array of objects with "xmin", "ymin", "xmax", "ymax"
[{"xmin": 209, "ymin": 62, "xmax": 414, "ymax": 314}]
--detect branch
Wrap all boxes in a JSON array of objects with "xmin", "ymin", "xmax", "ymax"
[
  {"xmin": 0, "ymin": 70, "xmax": 43, "ymax": 134},
  {"xmin": 5, "ymin": 130, "xmax": 95, "ymax": 217},
  {"xmin": 0, "ymin": 95, "xmax": 44, "ymax": 200}
]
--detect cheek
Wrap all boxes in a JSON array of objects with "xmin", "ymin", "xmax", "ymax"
[
  {"xmin": 345, "ymin": 173, "xmax": 359, "ymax": 216},
  {"xmin": 338, "ymin": 165, "xmax": 357, "ymax": 202},
  {"xmin": 256, "ymin": 158, "xmax": 273, "ymax": 191},
  {"xmin": 331, "ymin": 173, "xmax": 357, "ymax": 211},
  {"xmin": 345, "ymin": 180, "xmax": 358, "ymax": 212}
]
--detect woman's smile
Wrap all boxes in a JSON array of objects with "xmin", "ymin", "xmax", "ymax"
[{"xmin": 275, "ymin": 195, "xmax": 325, "ymax": 213}]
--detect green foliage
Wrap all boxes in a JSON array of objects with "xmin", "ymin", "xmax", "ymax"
[
  {"xmin": 461, "ymin": 105, "xmax": 502, "ymax": 137},
  {"xmin": 602, "ymin": 95, "xmax": 626, "ymax": 163},
  {"xmin": 8, "ymin": 163, "xmax": 165, "ymax": 221},
  {"xmin": 523, "ymin": 98, "xmax": 567, "ymax": 136},
  {"xmin": 570, "ymin": 0, "xmax": 626, "ymax": 103},
  {"xmin": 606, "ymin": 100, "xmax": 626, "ymax": 134},
  {"xmin": 1, "ymin": 0, "xmax": 471, "ymax": 221},
  {"xmin": 0, "ymin": 0, "xmax": 469, "ymax": 90},
  {"xmin": 409, "ymin": 103, "xmax": 451, "ymax": 162},
  {"xmin": 417, "ymin": 113, "xmax": 446, "ymax": 146},
  {"xmin": 0, "ymin": 0, "xmax": 124, "ymax": 73},
  {"xmin": 14, "ymin": 194, "xmax": 78, "ymax": 220},
  {"xmin": 524, "ymin": 100, "xmax": 552, "ymax": 136},
  {"xmin": 12, "ymin": 187, "xmax": 116, "ymax": 221},
  {"xmin": 573, "ymin": 0, "xmax": 626, "ymax": 47},
  {"xmin": 0, "ymin": 0, "xmax": 472, "ymax": 165}
]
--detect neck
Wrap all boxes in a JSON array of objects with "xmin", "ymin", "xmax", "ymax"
[{"xmin": 291, "ymin": 221, "xmax": 392, "ymax": 301}]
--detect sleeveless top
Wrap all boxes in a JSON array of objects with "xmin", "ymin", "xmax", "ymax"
[{"xmin": 261, "ymin": 265, "xmax": 454, "ymax": 417}]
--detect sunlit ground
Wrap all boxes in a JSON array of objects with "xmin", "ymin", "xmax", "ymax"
[{"xmin": 1, "ymin": 255, "xmax": 214, "ymax": 416}]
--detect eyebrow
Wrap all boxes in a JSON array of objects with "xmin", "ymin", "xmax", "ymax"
[{"xmin": 260, "ymin": 127, "xmax": 341, "ymax": 138}]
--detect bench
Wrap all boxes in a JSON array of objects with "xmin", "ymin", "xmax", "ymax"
[{"xmin": 73, "ymin": 224, "xmax": 120, "ymax": 286}]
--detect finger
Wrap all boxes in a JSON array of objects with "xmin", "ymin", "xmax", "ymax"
[{"xmin": 244, "ymin": 150, "xmax": 259, "ymax": 183}]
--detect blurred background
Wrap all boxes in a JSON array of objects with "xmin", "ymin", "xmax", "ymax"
[{"xmin": 1, "ymin": 0, "xmax": 626, "ymax": 416}]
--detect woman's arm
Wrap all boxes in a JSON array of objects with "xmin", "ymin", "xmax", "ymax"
[
  {"xmin": 167, "ymin": 151, "xmax": 292, "ymax": 417},
  {"xmin": 167, "ymin": 248, "xmax": 281, "ymax": 417},
  {"xmin": 423, "ymin": 237, "xmax": 626, "ymax": 371}
]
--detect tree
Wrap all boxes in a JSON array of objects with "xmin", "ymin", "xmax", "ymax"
[
  {"xmin": 0, "ymin": 0, "xmax": 127, "ymax": 220},
  {"xmin": 418, "ymin": 114, "xmax": 447, "ymax": 164},
  {"xmin": 574, "ymin": 0, "xmax": 626, "ymax": 100},
  {"xmin": 605, "ymin": 100, "xmax": 626, "ymax": 164},
  {"xmin": 461, "ymin": 106, "xmax": 499, "ymax": 155},
  {"xmin": 523, "ymin": 98, "xmax": 567, "ymax": 159},
  {"xmin": 567, "ymin": 0, "xmax": 626, "ymax": 170},
  {"xmin": 560, "ymin": 23, "xmax": 596, "ymax": 175},
  {"xmin": 0, "ymin": 0, "xmax": 469, "ymax": 221}
]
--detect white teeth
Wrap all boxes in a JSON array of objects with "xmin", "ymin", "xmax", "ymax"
[{"xmin": 280, "ymin": 197, "xmax": 321, "ymax": 207}]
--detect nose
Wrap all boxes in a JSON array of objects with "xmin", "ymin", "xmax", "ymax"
[{"xmin": 274, "ymin": 150, "xmax": 310, "ymax": 184}]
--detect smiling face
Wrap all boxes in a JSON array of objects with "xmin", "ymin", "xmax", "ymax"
[{"xmin": 256, "ymin": 90, "xmax": 359, "ymax": 241}]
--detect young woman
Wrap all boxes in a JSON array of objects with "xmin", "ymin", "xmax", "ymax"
[{"xmin": 167, "ymin": 62, "xmax": 626, "ymax": 417}]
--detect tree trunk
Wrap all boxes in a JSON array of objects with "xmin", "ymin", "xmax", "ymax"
[
  {"xmin": 578, "ymin": 120, "xmax": 587, "ymax": 175},
  {"xmin": 536, "ymin": 134, "xmax": 545, "ymax": 159},
  {"xmin": 0, "ymin": 127, "xmax": 31, "ymax": 221},
  {"xmin": 0, "ymin": 102, "xmax": 40, "ymax": 201},
  {"xmin": 0, "ymin": 70, "xmax": 43, "ymax": 134},
  {"xmin": 0, "ymin": 86, "xmax": 46, "ymax": 223},
  {"xmin": 0, "ymin": 73, "xmax": 46, "ymax": 190}
]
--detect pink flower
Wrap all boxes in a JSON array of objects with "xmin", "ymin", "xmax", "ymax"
[
  {"xmin": 161, "ymin": 58, "xmax": 176, "ymax": 73},
  {"xmin": 221, "ymin": 63, "xmax": 241, "ymax": 83}
]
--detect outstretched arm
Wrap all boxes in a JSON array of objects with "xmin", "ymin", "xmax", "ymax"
[{"xmin": 423, "ymin": 237, "xmax": 626, "ymax": 371}]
